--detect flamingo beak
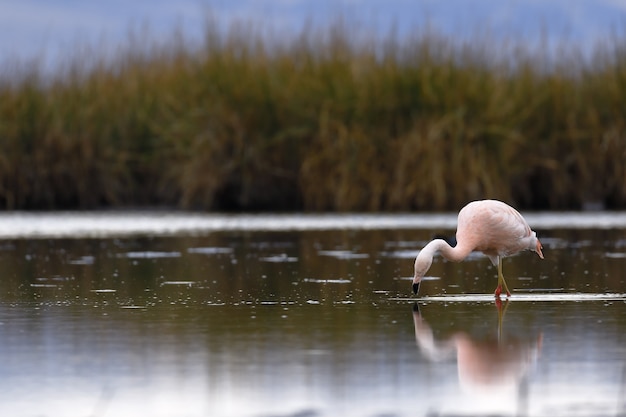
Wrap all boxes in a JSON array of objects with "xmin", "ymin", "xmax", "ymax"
[
  {"xmin": 536, "ymin": 239, "xmax": 544, "ymax": 259},
  {"xmin": 413, "ymin": 282, "xmax": 420, "ymax": 295}
]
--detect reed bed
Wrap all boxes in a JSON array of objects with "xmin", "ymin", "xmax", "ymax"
[{"xmin": 0, "ymin": 19, "xmax": 625, "ymax": 211}]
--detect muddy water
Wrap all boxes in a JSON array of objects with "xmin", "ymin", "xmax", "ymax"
[{"xmin": 0, "ymin": 216, "xmax": 623, "ymax": 416}]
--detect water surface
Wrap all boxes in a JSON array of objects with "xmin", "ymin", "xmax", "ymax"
[{"xmin": 0, "ymin": 213, "xmax": 624, "ymax": 417}]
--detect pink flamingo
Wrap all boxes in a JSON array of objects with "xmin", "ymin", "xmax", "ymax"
[{"xmin": 412, "ymin": 200, "xmax": 544, "ymax": 297}]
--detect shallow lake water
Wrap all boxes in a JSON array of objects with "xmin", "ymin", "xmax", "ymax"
[{"xmin": 0, "ymin": 213, "xmax": 624, "ymax": 417}]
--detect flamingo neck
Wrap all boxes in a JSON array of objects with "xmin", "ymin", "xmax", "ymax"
[
  {"xmin": 414, "ymin": 239, "xmax": 473, "ymax": 282},
  {"xmin": 421, "ymin": 239, "xmax": 470, "ymax": 263}
]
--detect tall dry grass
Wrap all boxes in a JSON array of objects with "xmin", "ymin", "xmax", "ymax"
[{"xmin": 0, "ymin": 19, "xmax": 625, "ymax": 211}]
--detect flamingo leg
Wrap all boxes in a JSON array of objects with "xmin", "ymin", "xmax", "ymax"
[{"xmin": 495, "ymin": 257, "xmax": 511, "ymax": 298}]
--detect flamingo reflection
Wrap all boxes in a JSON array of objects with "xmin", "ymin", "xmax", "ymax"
[{"xmin": 412, "ymin": 302, "xmax": 542, "ymax": 400}]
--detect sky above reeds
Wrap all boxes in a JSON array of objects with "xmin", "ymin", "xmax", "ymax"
[{"xmin": 1, "ymin": 0, "xmax": 626, "ymax": 70}]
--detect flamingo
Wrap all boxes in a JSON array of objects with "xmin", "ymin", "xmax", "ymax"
[{"xmin": 412, "ymin": 200, "xmax": 544, "ymax": 297}]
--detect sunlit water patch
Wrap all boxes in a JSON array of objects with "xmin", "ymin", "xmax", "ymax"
[
  {"xmin": 317, "ymin": 250, "xmax": 369, "ymax": 259},
  {"xmin": 160, "ymin": 281, "xmax": 196, "ymax": 287},
  {"xmin": 187, "ymin": 247, "xmax": 233, "ymax": 255},
  {"xmin": 259, "ymin": 254, "xmax": 299, "ymax": 262},
  {"xmin": 121, "ymin": 251, "xmax": 182, "ymax": 258},
  {"xmin": 379, "ymin": 249, "xmax": 418, "ymax": 258},
  {"xmin": 303, "ymin": 278, "xmax": 352, "ymax": 284},
  {"xmin": 68, "ymin": 255, "xmax": 95, "ymax": 265},
  {"xmin": 396, "ymin": 275, "xmax": 441, "ymax": 281},
  {"xmin": 0, "ymin": 211, "xmax": 625, "ymax": 238}
]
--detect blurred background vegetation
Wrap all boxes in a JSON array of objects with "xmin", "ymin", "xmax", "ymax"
[{"xmin": 0, "ymin": 18, "xmax": 625, "ymax": 211}]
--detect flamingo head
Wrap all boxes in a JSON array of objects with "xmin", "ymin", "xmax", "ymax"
[
  {"xmin": 530, "ymin": 232, "xmax": 544, "ymax": 259},
  {"xmin": 535, "ymin": 238, "xmax": 544, "ymax": 259},
  {"xmin": 413, "ymin": 253, "xmax": 433, "ymax": 294}
]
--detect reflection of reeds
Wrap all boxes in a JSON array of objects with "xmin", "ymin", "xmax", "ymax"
[{"xmin": 1, "ymin": 19, "xmax": 625, "ymax": 211}]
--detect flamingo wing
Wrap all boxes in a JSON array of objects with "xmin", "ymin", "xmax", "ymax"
[{"xmin": 457, "ymin": 200, "xmax": 533, "ymax": 258}]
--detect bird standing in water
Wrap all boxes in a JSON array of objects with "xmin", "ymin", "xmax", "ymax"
[{"xmin": 412, "ymin": 200, "xmax": 544, "ymax": 297}]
